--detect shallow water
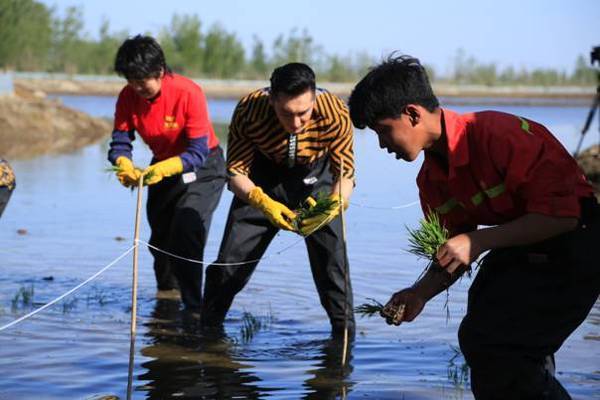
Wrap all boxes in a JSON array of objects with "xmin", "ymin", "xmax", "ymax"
[{"xmin": 0, "ymin": 96, "xmax": 598, "ymax": 399}]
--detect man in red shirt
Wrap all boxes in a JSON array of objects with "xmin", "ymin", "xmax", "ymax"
[
  {"xmin": 348, "ymin": 55, "xmax": 599, "ymax": 399},
  {"xmin": 108, "ymin": 35, "xmax": 226, "ymax": 314}
]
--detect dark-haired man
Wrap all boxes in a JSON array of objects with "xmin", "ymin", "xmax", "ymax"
[
  {"xmin": 348, "ymin": 55, "xmax": 600, "ymax": 399},
  {"xmin": 202, "ymin": 63, "xmax": 355, "ymax": 336},
  {"xmin": 108, "ymin": 35, "xmax": 227, "ymax": 312}
]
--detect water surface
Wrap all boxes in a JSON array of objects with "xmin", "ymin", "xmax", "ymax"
[{"xmin": 1, "ymin": 96, "xmax": 598, "ymax": 399}]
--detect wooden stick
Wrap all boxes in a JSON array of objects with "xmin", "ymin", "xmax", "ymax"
[
  {"xmin": 339, "ymin": 159, "xmax": 350, "ymax": 368},
  {"xmin": 126, "ymin": 175, "xmax": 144, "ymax": 400}
]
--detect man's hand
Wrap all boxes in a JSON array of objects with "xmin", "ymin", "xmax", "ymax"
[
  {"xmin": 299, "ymin": 194, "xmax": 347, "ymax": 236},
  {"xmin": 142, "ymin": 156, "xmax": 183, "ymax": 186},
  {"xmin": 381, "ymin": 287, "xmax": 426, "ymax": 326},
  {"xmin": 247, "ymin": 187, "xmax": 297, "ymax": 231},
  {"xmin": 115, "ymin": 156, "xmax": 142, "ymax": 188},
  {"xmin": 436, "ymin": 232, "xmax": 483, "ymax": 273}
]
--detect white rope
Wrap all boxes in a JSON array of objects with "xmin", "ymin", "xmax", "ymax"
[
  {"xmin": 0, "ymin": 244, "xmax": 137, "ymax": 332},
  {"xmin": 139, "ymin": 198, "xmax": 409, "ymax": 267},
  {"xmin": 139, "ymin": 237, "xmax": 306, "ymax": 266},
  {"xmin": 349, "ymin": 200, "xmax": 419, "ymax": 210}
]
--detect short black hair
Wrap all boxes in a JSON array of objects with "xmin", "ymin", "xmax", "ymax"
[
  {"xmin": 348, "ymin": 54, "xmax": 439, "ymax": 129},
  {"xmin": 114, "ymin": 35, "xmax": 171, "ymax": 80},
  {"xmin": 270, "ymin": 62, "xmax": 316, "ymax": 98}
]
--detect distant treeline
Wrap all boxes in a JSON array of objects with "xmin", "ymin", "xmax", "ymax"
[{"xmin": 0, "ymin": 0, "xmax": 597, "ymax": 85}]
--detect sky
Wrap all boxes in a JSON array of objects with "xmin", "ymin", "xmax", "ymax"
[{"xmin": 39, "ymin": 0, "xmax": 600, "ymax": 75}]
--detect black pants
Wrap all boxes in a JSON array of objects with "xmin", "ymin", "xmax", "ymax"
[
  {"xmin": 203, "ymin": 153, "xmax": 354, "ymax": 333},
  {"xmin": 0, "ymin": 187, "xmax": 12, "ymax": 219},
  {"xmin": 0, "ymin": 159, "xmax": 15, "ymax": 219},
  {"xmin": 458, "ymin": 198, "xmax": 600, "ymax": 400},
  {"xmin": 147, "ymin": 147, "xmax": 226, "ymax": 310}
]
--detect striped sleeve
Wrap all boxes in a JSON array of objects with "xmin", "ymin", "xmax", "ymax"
[
  {"xmin": 327, "ymin": 95, "xmax": 355, "ymax": 179},
  {"xmin": 226, "ymin": 96, "xmax": 255, "ymax": 176}
]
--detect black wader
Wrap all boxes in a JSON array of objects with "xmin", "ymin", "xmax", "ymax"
[
  {"xmin": 203, "ymin": 152, "xmax": 354, "ymax": 334},
  {"xmin": 458, "ymin": 197, "xmax": 600, "ymax": 400},
  {"xmin": 147, "ymin": 147, "xmax": 227, "ymax": 310},
  {"xmin": 0, "ymin": 158, "xmax": 15, "ymax": 219}
]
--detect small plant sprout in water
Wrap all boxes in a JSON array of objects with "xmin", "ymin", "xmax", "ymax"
[
  {"xmin": 238, "ymin": 309, "xmax": 274, "ymax": 344},
  {"xmin": 11, "ymin": 284, "xmax": 34, "ymax": 311}
]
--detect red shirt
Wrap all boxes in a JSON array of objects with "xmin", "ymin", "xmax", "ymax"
[
  {"xmin": 417, "ymin": 109, "xmax": 593, "ymax": 235},
  {"xmin": 113, "ymin": 73, "xmax": 219, "ymax": 161}
]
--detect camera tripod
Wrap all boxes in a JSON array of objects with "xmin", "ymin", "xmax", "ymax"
[
  {"xmin": 573, "ymin": 48, "xmax": 600, "ymax": 157},
  {"xmin": 574, "ymin": 81, "xmax": 599, "ymax": 157}
]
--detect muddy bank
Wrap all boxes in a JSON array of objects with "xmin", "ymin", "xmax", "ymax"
[
  {"xmin": 576, "ymin": 145, "xmax": 600, "ymax": 199},
  {"xmin": 0, "ymin": 93, "xmax": 110, "ymax": 160},
  {"xmin": 14, "ymin": 77, "xmax": 595, "ymax": 105}
]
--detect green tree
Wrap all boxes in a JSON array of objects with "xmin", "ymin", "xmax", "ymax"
[
  {"xmin": 571, "ymin": 54, "xmax": 596, "ymax": 85},
  {"xmin": 271, "ymin": 28, "xmax": 322, "ymax": 67},
  {"xmin": 249, "ymin": 35, "xmax": 268, "ymax": 78},
  {"xmin": 163, "ymin": 14, "xmax": 204, "ymax": 74},
  {"xmin": 50, "ymin": 5, "xmax": 85, "ymax": 73},
  {"xmin": 0, "ymin": 0, "xmax": 52, "ymax": 70},
  {"xmin": 203, "ymin": 23, "xmax": 245, "ymax": 78}
]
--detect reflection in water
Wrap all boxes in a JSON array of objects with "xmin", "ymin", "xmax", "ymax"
[
  {"xmin": 138, "ymin": 299, "xmax": 355, "ymax": 399},
  {"xmin": 301, "ymin": 338, "xmax": 354, "ymax": 400},
  {"xmin": 139, "ymin": 299, "xmax": 267, "ymax": 399}
]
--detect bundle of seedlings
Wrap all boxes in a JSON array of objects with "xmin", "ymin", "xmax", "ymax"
[
  {"xmin": 293, "ymin": 191, "xmax": 339, "ymax": 234},
  {"xmin": 355, "ymin": 211, "xmax": 449, "ymax": 322},
  {"xmin": 106, "ymin": 165, "xmax": 155, "ymax": 187}
]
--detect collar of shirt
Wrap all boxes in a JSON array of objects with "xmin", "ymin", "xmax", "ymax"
[
  {"xmin": 140, "ymin": 73, "xmax": 174, "ymax": 105},
  {"xmin": 422, "ymin": 108, "xmax": 470, "ymax": 182}
]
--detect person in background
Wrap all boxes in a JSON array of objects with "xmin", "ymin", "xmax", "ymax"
[
  {"xmin": 0, "ymin": 157, "xmax": 15, "ymax": 218},
  {"xmin": 348, "ymin": 54, "xmax": 599, "ymax": 400},
  {"xmin": 108, "ymin": 35, "xmax": 226, "ymax": 314},
  {"xmin": 202, "ymin": 63, "xmax": 356, "ymax": 336}
]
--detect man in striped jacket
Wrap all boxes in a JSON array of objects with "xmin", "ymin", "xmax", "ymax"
[{"xmin": 202, "ymin": 63, "xmax": 355, "ymax": 336}]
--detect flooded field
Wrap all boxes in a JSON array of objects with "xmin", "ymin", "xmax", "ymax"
[{"xmin": 0, "ymin": 96, "xmax": 598, "ymax": 399}]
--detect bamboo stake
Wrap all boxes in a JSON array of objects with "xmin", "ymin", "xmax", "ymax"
[
  {"xmin": 126, "ymin": 175, "xmax": 144, "ymax": 400},
  {"xmin": 339, "ymin": 159, "xmax": 350, "ymax": 368}
]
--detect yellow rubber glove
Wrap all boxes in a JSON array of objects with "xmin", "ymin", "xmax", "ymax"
[
  {"xmin": 247, "ymin": 187, "xmax": 297, "ymax": 231},
  {"xmin": 143, "ymin": 156, "xmax": 183, "ymax": 186},
  {"xmin": 299, "ymin": 193, "xmax": 348, "ymax": 236},
  {"xmin": 115, "ymin": 156, "xmax": 142, "ymax": 188}
]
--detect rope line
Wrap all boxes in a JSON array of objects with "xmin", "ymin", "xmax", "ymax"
[
  {"xmin": 0, "ymin": 199, "xmax": 419, "ymax": 331},
  {"xmin": 138, "ymin": 234, "xmax": 307, "ymax": 267},
  {"xmin": 349, "ymin": 200, "xmax": 419, "ymax": 210},
  {"xmin": 0, "ymin": 244, "xmax": 137, "ymax": 332}
]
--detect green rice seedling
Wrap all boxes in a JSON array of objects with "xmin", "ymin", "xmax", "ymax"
[
  {"xmin": 62, "ymin": 297, "xmax": 78, "ymax": 314},
  {"xmin": 447, "ymin": 344, "xmax": 470, "ymax": 389},
  {"xmin": 405, "ymin": 211, "xmax": 449, "ymax": 260},
  {"xmin": 357, "ymin": 212, "xmax": 449, "ymax": 321},
  {"xmin": 105, "ymin": 164, "xmax": 152, "ymax": 188},
  {"xmin": 293, "ymin": 191, "xmax": 338, "ymax": 232},
  {"xmin": 11, "ymin": 284, "xmax": 34, "ymax": 311},
  {"xmin": 238, "ymin": 309, "xmax": 274, "ymax": 344},
  {"xmin": 355, "ymin": 298, "xmax": 384, "ymax": 317}
]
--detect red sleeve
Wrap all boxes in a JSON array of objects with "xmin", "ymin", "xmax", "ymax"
[
  {"xmin": 487, "ymin": 116, "xmax": 581, "ymax": 218},
  {"xmin": 113, "ymin": 87, "xmax": 133, "ymax": 131},
  {"xmin": 185, "ymin": 84, "xmax": 212, "ymax": 140}
]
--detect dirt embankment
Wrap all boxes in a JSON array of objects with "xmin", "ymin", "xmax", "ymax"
[
  {"xmin": 14, "ymin": 77, "xmax": 596, "ymax": 105},
  {"xmin": 0, "ymin": 89, "xmax": 110, "ymax": 160},
  {"xmin": 576, "ymin": 145, "xmax": 600, "ymax": 200}
]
